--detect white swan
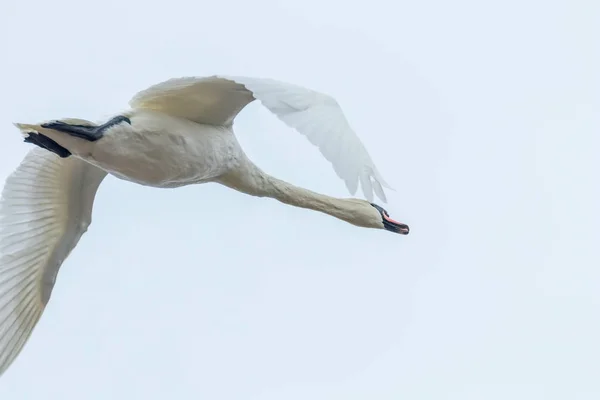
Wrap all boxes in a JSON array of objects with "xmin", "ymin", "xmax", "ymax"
[{"xmin": 0, "ymin": 75, "xmax": 409, "ymax": 377}]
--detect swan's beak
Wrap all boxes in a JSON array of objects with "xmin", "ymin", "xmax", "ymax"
[
  {"xmin": 384, "ymin": 219, "xmax": 410, "ymax": 235},
  {"xmin": 370, "ymin": 203, "xmax": 410, "ymax": 235}
]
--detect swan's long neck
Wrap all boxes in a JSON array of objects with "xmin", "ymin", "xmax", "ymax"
[{"xmin": 219, "ymin": 160, "xmax": 365, "ymax": 227}]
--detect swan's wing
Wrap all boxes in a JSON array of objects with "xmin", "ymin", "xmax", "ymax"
[
  {"xmin": 129, "ymin": 76, "xmax": 255, "ymax": 126},
  {"xmin": 129, "ymin": 75, "xmax": 391, "ymax": 203},
  {"xmin": 0, "ymin": 147, "xmax": 106, "ymax": 376}
]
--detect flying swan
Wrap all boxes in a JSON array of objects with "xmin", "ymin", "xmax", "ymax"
[{"xmin": 0, "ymin": 75, "xmax": 409, "ymax": 377}]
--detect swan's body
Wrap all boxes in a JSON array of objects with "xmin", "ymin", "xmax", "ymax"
[
  {"xmin": 0, "ymin": 75, "xmax": 409, "ymax": 377},
  {"xmin": 86, "ymin": 110, "xmax": 241, "ymax": 188}
]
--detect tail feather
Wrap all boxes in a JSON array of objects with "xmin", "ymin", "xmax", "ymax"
[{"xmin": 13, "ymin": 119, "xmax": 97, "ymax": 157}]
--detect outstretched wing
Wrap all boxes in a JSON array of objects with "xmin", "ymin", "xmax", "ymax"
[
  {"xmin": 129, "ymin": 76, "xmax": 254, "ymax": 126},
  {"xmin": 0, "ymin": 147, "xmax": 106, "ymax": 376},
  {"xmin": 129, "ymin": 75, "xmax": 391, "ymax": 202}
]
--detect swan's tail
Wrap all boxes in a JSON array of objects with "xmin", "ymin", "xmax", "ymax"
[{"xmin": 14, "ymin": 118, "xmax": 97, "ymax": 158}]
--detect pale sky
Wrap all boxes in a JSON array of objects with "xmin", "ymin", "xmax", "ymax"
[{"xmin": 0, "ymin": 0, "xmax": 598, "ymax": 398}]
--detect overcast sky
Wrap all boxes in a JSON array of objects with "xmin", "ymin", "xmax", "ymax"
[{"xmin": 0, "ymin": 0, "xmax": 598, "ymax": 398}]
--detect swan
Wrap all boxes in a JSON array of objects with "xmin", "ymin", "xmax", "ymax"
[{"xmin": 0, "ymin": 75, "xmax": 409, "ymax": 377}]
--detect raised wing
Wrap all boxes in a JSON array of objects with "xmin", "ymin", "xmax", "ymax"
[
  {"xmin": 0, "ymin": 147, "xmax": 106, "ymax": 376},
  {"xmin": 130, "ymin": 75, "xmax": 392, "ymax": 202},
  {"xmin": 129, "ymin": 76, "xmax": 254, "ymax": 126}
]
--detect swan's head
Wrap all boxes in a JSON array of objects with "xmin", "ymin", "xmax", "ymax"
[
  {"xmin": 370, "ymin": 203, "xmax": 410, "ymax": 235},
  {"xmin": 343, "ymin": 200, "xmax": 409, "ymax": 235}
]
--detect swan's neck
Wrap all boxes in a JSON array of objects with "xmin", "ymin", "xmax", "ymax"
[{"xmin": 219, "ymin": 161, "xmax": 367, "ymax": 227}]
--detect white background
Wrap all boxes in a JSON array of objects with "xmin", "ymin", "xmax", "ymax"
[{"xmin": 0, "ymin": 0, "xmax": 598, "ymax": 398}]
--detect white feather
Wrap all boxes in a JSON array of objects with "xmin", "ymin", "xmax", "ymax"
[
  {"xmin": 129, "ymin": 75, "xmax": 391, "ymax": 203},
  {"xmin": 0, "ymin": 148, "xmax": 106, "ymax": 375}
]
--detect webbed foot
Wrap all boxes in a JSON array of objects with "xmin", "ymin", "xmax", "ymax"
[
  {"xmin": 24, "ymin": 132, "xmax": 72, "ymax": 158},
  {"xmin": 40, "ymin": 115, "xmax": 131, "ymax": 142}
]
